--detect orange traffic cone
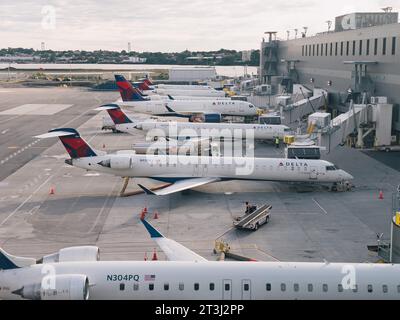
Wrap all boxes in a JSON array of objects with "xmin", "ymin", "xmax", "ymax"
[
  {"xmin": 379, "ymin": 190, "xmax": 384, "ymax": 200},
  {"xmin": 49, "ymin": 186, "xmax": 55, "ymax": 195},
  {"xmin": 152, "ymin": 248, "xmax": 158, "ymax": 261},
  {"xmin": 140, "ymin": 211, "xmax": 146, "ymax": 220},
  {"xmin": 153, "ymin": 211, "xmax": 159, "ymax": 219},
  {"xmin": 144, "ymin": 252, "xmax": 148, "ymax": 261},
  {"xmin": 143, "ymin": 207, "xmax": 148, "ymax": 213}
]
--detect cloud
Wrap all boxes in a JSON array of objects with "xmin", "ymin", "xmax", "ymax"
[{"xmin": 0, "ymin": 0, "xmax": 394, "ymax": 51}]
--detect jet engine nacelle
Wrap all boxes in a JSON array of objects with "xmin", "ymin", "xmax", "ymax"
[
  {"xmin": 16, "ymin": 274, "xmax": 90, "ymax": 300},
  {"xmin": 41, "ymin": 246, "xmax": 100, "ymax": 263},
  {"xmin": 190, "ymin": 113, "xmax": 222, "ymax": 123},
  {"xmin": 110, "ymin": 156, "xmax": 133, "ymax": 169},
  {"xmin": 98, "ymin": 156, "xmax": 133, "ymax": 169}
]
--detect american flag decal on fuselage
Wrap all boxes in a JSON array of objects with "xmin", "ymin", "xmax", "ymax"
[{"xmin": 144, "ymin": 274, "xmax": 156, "ymax": 281}]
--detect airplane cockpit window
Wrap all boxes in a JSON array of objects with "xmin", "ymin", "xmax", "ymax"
[
  {"xmin": 249, "ymin": 104, "xmax": 255, "ymax": 108},
  {"xmin": 326, "ymin": 166, "xmax": 337, "ymax": 171},
  {"xmin": 284, "ymin": 128, "xmax": 291, "ymax": 132}
]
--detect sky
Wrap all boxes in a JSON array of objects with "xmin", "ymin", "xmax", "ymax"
[{"xmin": 0, "ymin": 0, "xmax": 397, "ymax": 52}]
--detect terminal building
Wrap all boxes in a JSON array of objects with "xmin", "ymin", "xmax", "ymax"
[{"xmin": 260, "ymin": 11, "xmax": 400, "ymax": 137}]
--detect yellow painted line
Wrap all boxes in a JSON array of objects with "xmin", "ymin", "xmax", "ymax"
[{"xmin": 7, "ymin": 146, "xmax": 19, "ymax": 149}]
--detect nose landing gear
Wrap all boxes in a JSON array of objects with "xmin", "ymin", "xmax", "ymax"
[{"xmin": 331, "ymin": 181, "xmax": 352, "ymax": 192}]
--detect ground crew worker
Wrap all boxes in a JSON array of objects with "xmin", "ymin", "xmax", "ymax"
[
  {"xmin": 275, "ymin": 136, "xmax": 280, "ymax": 148},
  {"xmin": 245, "ymin": 202, "xmax": 251, "ymax": 214}
]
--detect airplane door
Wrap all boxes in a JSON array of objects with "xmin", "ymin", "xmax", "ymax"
[
  {"xmin": 192, "ymin": 164, "xmax": 199, "ymax": 177},
  {"xmin": 222, "ymin": 279, "xmax": 232, "ymax": 300},
  {"xmin": 310, "ymin": 166, "xmax": 318, "ymax": 180},
  {"xmin": 241, "ymin": 280, "xmax": 251, "ymax": 300},
  {"xmin": 202, "ymin": 164, "xmax": 208, "ymax": 176}
]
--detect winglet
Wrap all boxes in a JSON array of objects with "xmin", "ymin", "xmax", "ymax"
[
  {"xmin": 137, "ymin": 184, "xmax": 157, "ymax": 195},
  {"xmin": 140, "ymin": 219, "xmax": 164, "ymax": 238},
  {"xmin": 167, "ymin": 95, "xmax": 175, "ymax": 100}
]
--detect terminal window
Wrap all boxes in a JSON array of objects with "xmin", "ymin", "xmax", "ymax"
[
  {"xmin": 340, "ymin": 42, "xmax": 344, "ymax": 56},
  {"xmin": 329, "ymin": 43, "xmax": 332, "ymax": 56},
  {"xmin": 352, "ymin": 41, "xmax": 356, "ymax": 56},
  {"xmin": 366, "ymin": 39, "xmax": 370, "ymax": 55},
  {"xmin": 335, "ymin": 42, "xmax": 338, "ymax": 56},
  {"xmin": 392, "ymin": 37, "xmax": 397, "ymax": 55},
  {"xmin": 325, "ymin": 43, "xmax": 328, "ymax": 56},
  {"xmin": 346, "ymin": 41, "xmax": 350, "ymax": 56},
  {"xmin": 383, "ymin": 38, "xmax": 387, "ymax": 55},
  {"xmin": 359, "ymin": 40, "xmax": 363, "ymax": 55},
  {"xmin": 374, "ymin": 38, "xmax": 378, "ymax": 55},
  {"xmin": 317, "ymin": 44, "xmax": 319, "ymax": 56}
]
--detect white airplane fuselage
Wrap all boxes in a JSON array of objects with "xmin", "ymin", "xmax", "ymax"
[
  {"xmin": 118, "ymin": 121, "xmax": 292, "ymax": 140},
  {"xmin": 117, "ymin": 99, "xmax": 257, "ymax": 117},
  {"xmin": 71, "ymin": 154, "xmax": 353, "ymax": 184},
  {"xmin": 144, "ymin": 89, "xmax": 226, "ymax": 97},
  {"xmin": 154, "ymin": 84, "xmax": 215, "ymax": 91},
  {"xmin": 1, "ymin": 261, "xmax": 399, "ymax": 300}
]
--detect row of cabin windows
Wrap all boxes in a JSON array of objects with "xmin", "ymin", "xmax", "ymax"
[
  {"xmin": 119, "ymin": 282, "xmax": 400, "ymax": 294},
  {"xmin": 119, "ymin": 282, "xmax": 235, "ymax": 292},
  {"xmin": 266, "ymin": 283, "xmax": 400, "ymax": 293},
  {"xmin": 301, "ymin": 37, "xmax": 397, "ymax": 57}
]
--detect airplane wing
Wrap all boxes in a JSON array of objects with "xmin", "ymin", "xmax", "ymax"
[
  {"xmin": 138, "ymin": 177, "xmax": 220, "ymax": 196},
  {"xmin": 164, "ymin": 104, "xmax": 216, "ymax": 116},
  {"xmin": 141, "ymin": 218, "xmax": 207, "ymax": 262}
]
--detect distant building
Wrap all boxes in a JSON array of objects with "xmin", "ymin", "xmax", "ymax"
[
  {"xmin": 241, "ymin": 50, "xmax": 254, "ymax": 62},
  {"xmin": 169, "ymin": 67, "xmax": 217, "ymax": 82},
  {"xmin": 0, "ymin": 54, "xmax": 38, "ymax": 62},
  {"xmin": 122, "ymin": 56, "xmax": 147, "ymax": 63}
]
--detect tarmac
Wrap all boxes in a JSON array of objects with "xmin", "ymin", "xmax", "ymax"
[{"xmin": 0, "ymin": 87, "xmax": 399, "ymax": 263}]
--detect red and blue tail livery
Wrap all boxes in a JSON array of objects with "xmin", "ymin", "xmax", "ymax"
[
  {"xmin": 42, "ymin": 128, "xmax": 97, "ymax": 159},
  {"xmin": 115, "ymin": 75, "xmax": 146, "ymax": 102},
  {"xmin": 97, "ymin": 104, "xmax": 132, "ymax": 125}
]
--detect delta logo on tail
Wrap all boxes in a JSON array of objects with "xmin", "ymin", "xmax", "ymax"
[
  {"xmin": 100, "ymin": 104, "xmax": 132, "ymax": 125},
  {"xmin": 115, "ymin": 75, "xmax": 146, "ymax": 102},
  {"xmin": 48, "ymin": 128, "xmax": 97, "ymax": 159}
]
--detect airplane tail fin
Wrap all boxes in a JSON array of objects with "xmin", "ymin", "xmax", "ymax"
[
  {"xmin": 143, "ymin": 77, "xmax": 154, "ymax": 86},
  {"xmin": 95, "ymin": 104, "xmax": 133, "ymax": 125},
  {"xmin": 138, "ymin": 81, "xmax": 151, "ymax": 91},
  {"xmin": 115, "ymin": 75, "xmax": 146, "ymax": 102},
  {"xmin": 0, "ymin": 248, "xmax": 36, "ymax": 270},
  {"xmin": 35, "ymin": 128, "xmax": 97, "ymax": 159}
]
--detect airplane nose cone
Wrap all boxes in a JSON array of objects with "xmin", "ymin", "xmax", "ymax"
[{"xmin": 342, "ymin": 170, "xmax": 354, "ymax": 180}]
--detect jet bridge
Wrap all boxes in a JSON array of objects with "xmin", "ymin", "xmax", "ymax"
[
  {"xmin": 280, "ymin": 88, "xmax": 327, "ymax": 125},
  {"xmin": 311, "ymin": 99, "xmax": 394, "ymax": 153}
]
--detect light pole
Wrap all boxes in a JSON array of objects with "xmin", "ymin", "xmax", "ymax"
[
  {"xmin": 294, "ymin": 29, "xmax": 298, "ymax": 39},
  {"xmin": 326, "ymin": 20, "xmax": 332, "ymax": 32}
]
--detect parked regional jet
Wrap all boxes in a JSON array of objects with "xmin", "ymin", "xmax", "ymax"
[
  {"xmin": 140, "ymin": 77, "xmax": 216, "ymax": 91},
  {"xmin": 1, "ymin": 218, "xmax": 399, "ymax": 300},
  {"xmin": 35, "ymin": 128, "xmax": 353, "ymax": 196},
  {"xmin": 138, "ymin": 79, "xmax": 226, "ymax": 97},
  {"xmin": 114, "ymin": 75, "xmax": 256, "ymax": 122},
  {"xmin": 97, "ymin": 104, "xmax": 292, "ymax": 140}
]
